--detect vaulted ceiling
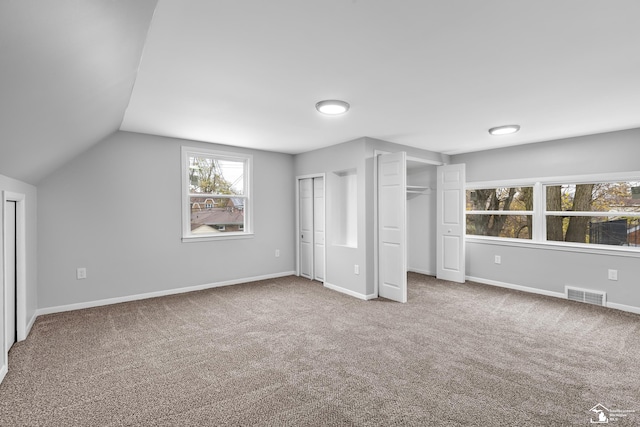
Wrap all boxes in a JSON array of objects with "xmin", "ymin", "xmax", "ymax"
[{"xmin": 2, "ymin": 0, "xmax": 640, "ymax": 184}]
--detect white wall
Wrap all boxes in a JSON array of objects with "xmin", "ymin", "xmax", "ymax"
[
  {"xmin": 452, "ymin": 128, "xmax": 640, "ymax": 313},
  {"xmin": 37, "ymin": 131, "xmax": 295, "ymax": 310},
  {"xmin": 0, "ymin": 174, "xmax": 37, "ymax": 331}
]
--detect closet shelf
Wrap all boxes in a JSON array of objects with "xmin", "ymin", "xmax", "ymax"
[{"xmin": 406, "ymin": 185, "xmax": 432, "ymax": 195}]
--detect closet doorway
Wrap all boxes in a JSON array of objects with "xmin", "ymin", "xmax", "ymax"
[
  {"xmin": 296, "ymin": 175, "xmax": 325, "ymax": 282},
  {"xmin": 375, "ymin": 152, "xmax": 464, "ymax": 303}
]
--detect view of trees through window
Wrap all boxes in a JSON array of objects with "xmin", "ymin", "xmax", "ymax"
[
  {"xmin": 467, "ymin": 181, "xmax": 640, "ymax": 247},
  {"xmin": 546, "ymin": 182, "xmax": 640, "ymax": 246},
  {"xmin": 188, "ymin": 155, "xmax": 246, "ymax": 234},
  {"xmin": 466, "ymin": 187, "xmax": 533, "ymax": 239}
]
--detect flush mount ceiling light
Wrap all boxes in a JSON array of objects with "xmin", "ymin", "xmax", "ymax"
[
  {"xmin": 315, "ymin": 100, "xmax": 350, "ymax": 115},
  {"xmin": 488, "ymin": 124, "xmax": 520, "ymax": 135}
]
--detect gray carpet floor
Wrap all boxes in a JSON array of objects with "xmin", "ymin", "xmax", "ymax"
[{"xmin": 0, "ymin": 273, "xmax": 638, "ymax": 426}]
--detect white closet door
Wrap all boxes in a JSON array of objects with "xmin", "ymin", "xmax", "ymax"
[
  {"xmin": 5, "ymin": 201, "xmax": 16, "ymax": 352},
  {"xmin": 299, "ymin": 178, "xmax": 314, "ymax": 279},
  {"xmin": 378, "ymin": 152, "xmax": 407, "ymax": 303},
  {"xmin": 313, "ymin": 177, "xmax": 325, "ymax": 282},
  {"xmin": 436, "ymin": 164, "xmax": 465, "ymax": 283}
]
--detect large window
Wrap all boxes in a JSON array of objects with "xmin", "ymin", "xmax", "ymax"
[
  {"xmin": 182, "ymin": 147, "xmax": 252, "ymax": 241},
  {"xmin": 466, "ymin": 177, "xmax": 640, "ymax": 250},
  {"xmin": 545, "ymin": 182, "xmax": 640, "ymax": 247},
  {"xmin": 466, "ymin": 186, "xmax": 533, "ymax": 239}
]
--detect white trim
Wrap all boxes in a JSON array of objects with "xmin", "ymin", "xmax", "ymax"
[
  {"xmin": 181, "ymin": 146, "xmax": 253, "ymax": 241},
  {"xmin": 467, "ymin": 210, "xmax": 534, "ymax": 215},
  {"xmin": 545, "ymin": 210, "xmax": 640, "ymax": 218},
  {"xmin": 323, "ymin": 282, "xmax": 376, "ymax": 300},
  {"xmin": 182, "ymin": 233, "xmax": 254, "ymax": 243},
  {"xmin": 36, "ymin": 271, "xmax": 295, "ymax": 316},
  {"xmin": 0, "ymin": 364, "xmax": 6, "ymax": 385},
  {"xmin": 3, "ymin": 192, "xmax": 27, "ymax": 344},
  {"xmin": 467, "ymin": 275, "xmax": 640, "ymax": 316},
  {"xmin": 466, "ymin": 276, "xmax": 566, "ymax": 299},
  {"xmin": 466, "ymin": 235, "xmax": 640, "ymax": 258},
  {"xmin": 467, "ymin": 170, "xmax": 640, "ymax": 189},
  {"xmin": 606, "ymin": 302, "xmax": 640, "ymax": 315},
  {"xmin": 25, "ymin": 312, "xmax": 36, "ymax": 337}
]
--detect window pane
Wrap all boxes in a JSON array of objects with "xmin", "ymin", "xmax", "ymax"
[
  {"xmin": 466, "ymin": 214, "xmax": 532, "ymax": 239},
  {"xmin": 190, "ymin": 196, "xmax": 245, "ymax": 234},
  {"xmin": 189, "ymin": 156, "xmax": 244, "ymax": 195},
  {"xmin": 546, "ymin": 182, "xmax": 640, "ymax": 212},
  {"xmin": 466, "ymin": 187, "xmax": 533, "ymax": 211},
  {"xmin": 546, "ymin": 216, "xmax": 640, "ymax": 246}
]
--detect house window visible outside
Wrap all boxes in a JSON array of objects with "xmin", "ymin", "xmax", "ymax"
[
  {"xmin": 545, "ymin": 182, "xmax": 640, "ymax": 247},
  {"xmin": 182, "ymin": 147, "xmax": 252, "ymax": 241},
  {"xmin": 466, "ymin": 187, "xmax": 534, "ymax": 239},
  {"xmin": 465, "ymin": 178, "xmax": 640, "ymax": 250}
]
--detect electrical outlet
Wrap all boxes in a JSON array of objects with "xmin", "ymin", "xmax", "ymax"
[
  {"xmin": 494, "ymin": 255, "xmax": 501, "ymax": 264},
  {"xmin": 77, "ymin": 267, "xmax": 87, "ymax": 280},
  {"xmin": 608, "ymin": 269, "xmax": 618, "ymax": 281},
  {"xmin": 275, "ymin": 249, "xmax": 280, "ymax": 257},
  {"xmin": 354, "ymin": 264, "xmax": 359, "ymax": 275}
]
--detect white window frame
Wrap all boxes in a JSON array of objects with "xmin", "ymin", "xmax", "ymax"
[
  {"xmin": 466, "ymin": 172, "xmax": 640, "ymax": 257},
  {"xmin": 181, "ymin": 146, "xmax": 253, "ymax": 242},
  {"xmin": 466, "ymin": 184, "xmax": 537, "ymax": 240}
]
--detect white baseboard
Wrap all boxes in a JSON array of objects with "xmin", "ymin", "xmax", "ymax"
[
  {"xmin": 466, "ymin": 276, "xmax": 566, "ymax": 299},
  {"xmin": 36, "ymin": 271, "xmax": 296, "ymax": 316},
  {"xmin": 323, "ymin": 282, "xmax": 374, "ymax": 300},
  {"xmin": 607, "ymin": 302, "xmax": 640, "ymax": 315},
  {"xmin": 24, "ymin": 312, "xmax": 37, "ymax": 339},
  {"xmin": 467, "ymin": 275, "xmax": 640, "ymax": 316}
]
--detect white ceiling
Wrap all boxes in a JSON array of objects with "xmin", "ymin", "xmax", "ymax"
[
  {"xmin": 2, "ymin": 0, "xmax": 640, "ymax": 184},
  {"xmin": 122, "ymin": 0, "xmax": 640, "ymax": 155}
]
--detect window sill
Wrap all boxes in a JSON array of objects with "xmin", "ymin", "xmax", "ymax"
[
  {"xmin": 466, "ymin": 235, "xmax": 640, "ymax": 258},
  {"xmin": 182, "ymin": 233, "xmax": 254, "ymax": 243}
]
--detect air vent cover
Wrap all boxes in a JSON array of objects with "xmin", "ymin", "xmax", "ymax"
[{"xmin": 566, "ymin": 286, "xmax": 606, "ymax": 306}]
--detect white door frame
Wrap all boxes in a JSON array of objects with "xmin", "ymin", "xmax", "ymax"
[
  {"xmin": 2, "ymin": 191, "xmax": 26, "ymax": 342},
  {"xmin": 295, "ymin": 174, "xmax": 326, "ymax": 282},
  {"xmin": 373, "ymin": 150, "xmax": 444, "ymax": 298},
  {"xmin": 1, "ymin": 191, "xmax": 26, "ymax": 384}
]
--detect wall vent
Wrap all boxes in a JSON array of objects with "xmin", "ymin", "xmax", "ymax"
[{"xmin": 565, "ymin": 286, "xmax": 606, "ymax": 307}]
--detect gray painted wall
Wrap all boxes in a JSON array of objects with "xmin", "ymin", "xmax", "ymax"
[
  {"xmin": 37, "ymin": 131, "xmax": 295, "ymax": 309},
  {"xmin": 452, "ymin": 128, "xmax": 640, "ymax": 311},
  {"xmin": 0, "ymin": 174, "xmax": 37, "ymax": 327},
  {"xmin": 407, "ymin": 166, "xmax": 437, "ymax": 275},
  {"xmin": 294, "ymin": 138, "xmax": 369, "ymax": 296},
  {"xmin": 293, "ymin": 137, "xmax": 449, "ymax": 297}
]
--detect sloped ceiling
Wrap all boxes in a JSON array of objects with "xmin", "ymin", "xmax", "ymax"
[
  {"xmin": 2, "ymin": 0, "xmax": 640, "ymax": 184},
  {"xmin": 0, "ymin": 0, "xmax": 157, "ymax": 184}
]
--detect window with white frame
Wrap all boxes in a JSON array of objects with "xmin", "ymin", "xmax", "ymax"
[
  {"xmin": 466, "ymin": 177, "xmax": 640, "ymax": 250},
  {"xmin": 182, "ymin": 147, "xmax": 252, "ymax": 241},
  {"xmin": 544, "ymin": 181, "xmax": 640, "ymax": 247},
  {"xmin": 466, "ymin": 186, "xmax": 534, "ymax": 239}
]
